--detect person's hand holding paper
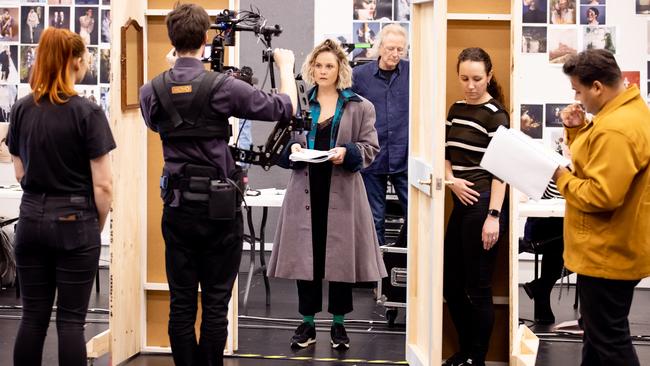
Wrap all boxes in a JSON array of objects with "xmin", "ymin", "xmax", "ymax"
[{"xmin": 480, "ymin": 126, "xmax": 571, "ymax": 200}]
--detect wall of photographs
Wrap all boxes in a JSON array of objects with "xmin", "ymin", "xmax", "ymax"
[
  {"xmin": 0, "ymin": 0, "xmax": 111, "ymax": 124},
  {"xmin": 517, "ymin": 0, "xmax": 648, "ymax": 150},
  {"xmin": 314, "ymin": 0, "xmax": 411, "ymax": 60}
]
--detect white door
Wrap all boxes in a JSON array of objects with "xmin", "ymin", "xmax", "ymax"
[{"xmin": 405, "ymin": 1, "xmax": 449, "ymax": 365}]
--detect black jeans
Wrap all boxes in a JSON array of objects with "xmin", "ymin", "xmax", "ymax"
[
  {"xmin": 578, "ymin": 274, "xmax": 640, "ymax": 366},
  {"xmin": 443, "ymin": 193, "xmax": 506, "ymax": 362},
  {"xmin": 13, "ymin": 193, "xmax": 101, "ymax": 366},
  {"xmin": 162, "ymin": 204, "xmax": 243, "ymax": 366}
]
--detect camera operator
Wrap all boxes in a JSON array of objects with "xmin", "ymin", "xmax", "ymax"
[{"xmin": 139, "ymin": 4, "xmax": 296, "ymax": 366}]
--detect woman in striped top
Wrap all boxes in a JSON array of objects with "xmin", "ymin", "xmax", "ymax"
[{"xmin": 442, "ymin": 47, "xmax": 510, "ymax": 366}]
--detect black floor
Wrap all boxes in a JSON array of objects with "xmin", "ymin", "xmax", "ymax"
[{"xmin": 1, "ymin": 257, "xmax": 650, "ymax": 365}]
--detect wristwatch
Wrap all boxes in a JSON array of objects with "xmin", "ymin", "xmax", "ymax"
[{"xmin": 487, "ymin": 209, "xmax": 500, "ymax": 218}]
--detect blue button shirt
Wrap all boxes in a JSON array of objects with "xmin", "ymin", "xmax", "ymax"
[{"xmin": 352, "ymin": 59, "xmax": 409, "ymax": 174}]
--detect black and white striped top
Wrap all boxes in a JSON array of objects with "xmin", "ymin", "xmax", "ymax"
[
  {"xmin": 542, "ymin": 181, "xmax": 563, "ymax": 199},
  {"xmin": 445, "ymin": 99, "xmax": 510, "ymax": 193}
]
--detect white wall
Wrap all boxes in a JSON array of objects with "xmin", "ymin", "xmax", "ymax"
[{"xmin": 516, "ymin": 0, "xmax": 650, "ymax": 288}]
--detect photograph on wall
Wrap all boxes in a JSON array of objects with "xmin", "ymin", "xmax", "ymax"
[
  {"xmin": 522, "ymin": 26, "xmax": 547, "ymax": 53},
  {"xmin": 352, "ymin": 21, "xmax": 379, "ymax": 59},
  {"xmin": 102, "ymin": 0, "xmax": 109, "ymax": 4},
  {"xmin": 548, "ymin": 28, "xmax": 577, "ymax": 64},
  {"xmin": 75, "ymin": 0, "xmax": 99, "ymax": 5},
  {"xmin": 21, "ymin": 0, "xmax": 46, "ymax": 3},
  {"xmin": 20, "ymin": 6, "xmax": 44, "ymax": 44},
  {"xmin": 0, "ymin": 7, "xmax": 19, "ymax": 42},
  {"xmin": 79, "ymin": 46, "xmax": 97, "ymax": 85},
  {"xmin": 49, "ymin": 6, "xmax": 70, "ymax": 29},
  {"xmin": 547, "ymin": 128, "xmax": 567, "ymax": 155},
  {"xmin": 99, "ymin": 48, "xmax": 109, "ymax": 83},
  {"xmin": 0, "ymin": 84, "xmax": 16, "ymax": 122},
  {"xmin": 648, "ymin": 20, "xmax": 650, "ymax": 54},
  {"xmin": 545, "ymin": 103, "xmax": 570, "ymax": 127},
  {"xmin": 19, "ymin": 45, "xmax": 35, "ymax": 83},
  {"xmin": 394, "ymin": 0, "xmax": 410, "ymax": 21},
  {"xmin": 580, "ymin": 0, "xmax": 605, "ymax": 4},
  {"xmin": 520, "ymin": 104, "xmax": 544, "ymax": 139},
  {"xmin": 74, "ymin": 84, "xmax": 99, "ymax": 104},
  {"xmin": 75, "ymin": 6, "xmax": 97, "ymax": 45},
  {"xmin": 580, "ymin": 5, "xmax": 605, "ymax": 25},
  {"xmin": 99, "ymin": 85, "xmax": 108, "ymax": 115},
  {"xmin": 637, "ymin": 0, "xmax": 650, "ymax": 14},
  {"xmin": 550, "ymin": 0, "xmax": 577, "ymax": 25},
  {"xmin": 353, "ymin": 0, "xmax": 392, "ymax": 21},
  {"xmin": 100, "ymin": 8, "xmax": 109, "ymax": 43},
  {"xmin": 523, "ymin": 0, "xmax": 547, "ymax": 23},
  {"xmin": 0, "ymin": 44, "xmax": 18, "ymax": 84},
  {"xmin": 583, "ymin": 26, "xmax": 616, "ymax": 53},
  {"xmin": 622, "ymin": 71, "xmax": 640, "ymax": 88},
  {"xmin": 47, "ymin": 0, "xmax": 72, "ymax": 4}
]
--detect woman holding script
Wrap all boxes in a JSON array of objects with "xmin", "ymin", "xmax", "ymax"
[
  {"xmin": 442, "ymin": 47, "xmax": 510, "ymax": 366},
  {"xmin": 268, "ymin": 39, "xmax": 386, "ymax": 350}
]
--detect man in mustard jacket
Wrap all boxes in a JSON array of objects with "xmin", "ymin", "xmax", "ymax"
[{"xmin": 553, "ymin": 49, "xmax": 650, "ymax": 366}]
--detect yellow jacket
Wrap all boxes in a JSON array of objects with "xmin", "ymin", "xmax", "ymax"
[{"xmin": 556, "ymin": 85, "xmax": 650, "ymax": 280}]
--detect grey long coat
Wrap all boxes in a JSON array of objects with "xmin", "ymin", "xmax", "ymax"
[{"xmin": 267, "ymin": 93, "xmax": 388, "ymax": 283}]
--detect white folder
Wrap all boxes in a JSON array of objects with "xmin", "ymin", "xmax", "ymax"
[{"xmin": 480, "ymin": 126, "xmax": 571, "ymax": 200}]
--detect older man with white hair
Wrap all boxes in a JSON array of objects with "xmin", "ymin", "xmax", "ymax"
[{"xmin": 352, "ymin": 24, "xmax": 409, "ymax": 247}]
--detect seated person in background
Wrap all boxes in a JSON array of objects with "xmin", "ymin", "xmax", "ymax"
[{"xmin": 522, "ymin": 182, "xmax": 566, "ymax": 325}]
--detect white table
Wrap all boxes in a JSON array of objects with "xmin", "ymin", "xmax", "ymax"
[
  {"xmin": 241, "ymin": 188, "xmax": 285, "ymax": 314},
  {"xmin": 518, "ymin": 198, "xmax": 565, "ymax": 218},
  {"xmin": 0, "ymin": 186, "xmax": 22, "ymax": 218}
]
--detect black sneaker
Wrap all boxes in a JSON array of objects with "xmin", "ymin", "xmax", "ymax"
[
  {"xmin": 330, "ymin": 323, "xmax": 350, "ymax": 349},
  {"xmin": 442, "ymin": 352, "xmax": 467, "ymax": 366},
  {"xmin": 460, "ymin": 358, "xmax": 485, "ymax": 366},
  {"xmin": 290, "ymin": 322, "xmax": 316, "ymax": 348}
]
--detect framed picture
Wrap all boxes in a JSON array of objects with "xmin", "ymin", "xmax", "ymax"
[
  {"xmin": 520, "ymin": 104, "xmax": 544, "ymax": 139},
  {"xmin": 545, "ymin": 103, "xmax": 570, "ymax": 127},
  {"xmin": 75, "ymin": 6, "xmax": 98, "ymax": 45},
  {"xmin": 522, "ymin": 26, "xmax": 547, "ymax": 53},
  {"xmin": 583, "ymin": 26, "xmax": 616, "ymax": 54},
  {"xmin": 20, "ymin": 6, "xmax": 44, "ymax": 44},
  {"xmin": 548, "ymin": 27, "xmax": 577, "ymax": 64},
  {"xmin": 523, "ymin": 0, "xmax": 547, "ymax": 23}
]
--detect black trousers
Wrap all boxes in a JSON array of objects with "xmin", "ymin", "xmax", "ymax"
[
  {"xmin": 13, "ymin": 193, "xmax": 101, "ymax": 366},
  {"xmin": 296, "ymin": 162, "xmax": 353, "ymax": 317},
  {"xmin": 578, "ymin": 274, "xmax": 640, "ymax": 366},
  {"xmin": 162, "ymin": 204, "xmax": 243, "ymax": 366},
  {"xmin": 443, "ymin": 194, "xmax": 506, "ymax": 362},
  {"xmin": 524, "ymin": 217, "xmax": 565, "ymax": 313}
]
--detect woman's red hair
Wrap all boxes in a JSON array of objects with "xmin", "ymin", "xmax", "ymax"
[{"xmin": 30, "ymin": 28, "xmax": 86, "ymax": 104}]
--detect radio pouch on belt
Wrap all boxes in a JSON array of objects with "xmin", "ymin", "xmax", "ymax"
[
  {"xmin": 183, "ymin": 164, "xmax": 236, "ymax": 220},
  {"xmin": 209, "ymin": 181, "xmax": 236, "ymax": 220}
]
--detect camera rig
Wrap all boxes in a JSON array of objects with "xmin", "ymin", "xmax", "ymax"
[{"xmin": 205, "ymin": 9, "xmax": 311, "ymax": 171}]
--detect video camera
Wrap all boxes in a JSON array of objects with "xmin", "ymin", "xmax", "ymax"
[{"xmin": 203, "ymin": 8, "xmax": 312, "ymax": 170}]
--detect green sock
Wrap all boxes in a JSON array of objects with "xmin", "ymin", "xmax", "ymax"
[
  {"xmin": 333, "ymin": 314, "xmax": 344, "ymax": 325},
  {"xmin": 303, "ymin": 315, "xmax": 315, "ymax": 326}
]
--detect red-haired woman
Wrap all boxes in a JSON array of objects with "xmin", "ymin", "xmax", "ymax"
[{"xmin": 7, "ymin": 27, "xmax": 115, "ymax": 366}]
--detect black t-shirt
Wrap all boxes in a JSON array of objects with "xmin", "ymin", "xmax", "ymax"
[
  {"xmin": 7, "ymin": 94, "xmax": 116, "ymax": 195},
  {"xmin": 378, "ymin": 67, "xmax": 397, "ymax": 83}
]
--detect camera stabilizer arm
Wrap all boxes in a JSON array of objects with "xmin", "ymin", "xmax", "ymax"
[
  {"xmin": 229, "ymin": 78, "xmax": 311, "ymax": 171},
  {"xmin": 207, "ymin": 9, "xmax": 312, "ymax": 171}
]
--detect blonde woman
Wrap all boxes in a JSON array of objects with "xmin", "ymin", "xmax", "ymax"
[{"xmin": 268, "ymin": 39, "xmax": 386, "ymax": 350}]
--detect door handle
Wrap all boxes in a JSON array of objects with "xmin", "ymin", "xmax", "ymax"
[{"xmin": 417, "ymin": 178, "xmax": 432, "ymax": 186}]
